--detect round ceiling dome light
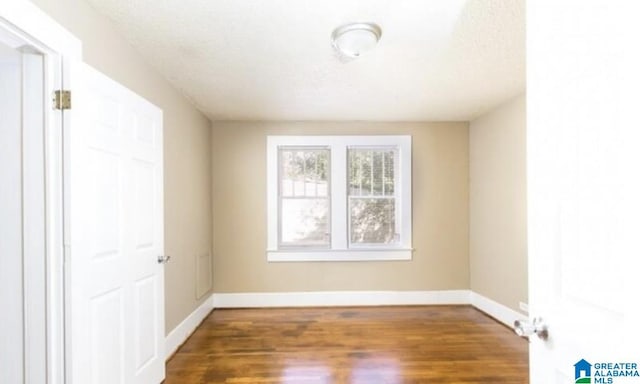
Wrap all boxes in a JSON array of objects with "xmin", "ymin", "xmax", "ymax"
[{"xmin": 331, "ymin": 22, "xmax": 382, "ymax": 58}]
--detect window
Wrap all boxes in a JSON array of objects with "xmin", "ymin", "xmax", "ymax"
[
  {"xmin": 279, "ymin": 147, "xmax": 330, "ymax": 248},
  {"xmin": 348, "ymin": 147, "xmax": 398, "ymax": 247},
  {"xmin": 267, "ymin": 136, "xmax": 411, "ymax": 261}
]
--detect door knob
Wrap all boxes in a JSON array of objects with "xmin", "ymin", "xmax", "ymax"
[
  {"xmin": 513, "ymin": 317, "xmax": 548, "ymax": 340},
  {"xmin": 157, "ymin": 255, "xmax": 171, "ymax": 264}
]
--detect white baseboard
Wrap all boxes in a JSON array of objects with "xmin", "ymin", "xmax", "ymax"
[
  {"xmin": 213, "ymin": 290, "xmax": 526, "ymax": 329},
  {"xmin": 470, "ymin": 291, "xmax": 526, "ymax": 328},
  {"xmin": 166, "ymin": 290, "xmax": 523, "ymax": 356},
  {"xmin": 212, "ymin": 290, "xmax": 471, "ymax": 308},
  {"xmin": 164, "ymin": 294, "xmax": 214, "ymax": 360}
]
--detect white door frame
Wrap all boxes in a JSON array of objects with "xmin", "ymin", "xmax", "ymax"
[{"xmin": 0, "ymin": 2, "xmax": 80, "ymax": 383}]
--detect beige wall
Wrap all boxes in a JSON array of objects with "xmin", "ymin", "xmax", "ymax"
[
  {"xmin": 31, "ymin": 0, "xmax": 213, "ymax": 332},
  {"xmin": 212, "ymin": 122, "xmax": 469, "ymax": 293},
  {"xmin": 469, "ymin": 93, "xmax": 527, "ymax": 312}
]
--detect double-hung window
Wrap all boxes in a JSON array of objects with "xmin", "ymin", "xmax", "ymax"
[{"xmin": 267, "ymin": 136, "xmax": 412, "ymax": 261}]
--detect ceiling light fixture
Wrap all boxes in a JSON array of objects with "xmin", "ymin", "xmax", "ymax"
[{"xmin": 331, "ymin": 22, "xmax": 382, "ymax": 58}]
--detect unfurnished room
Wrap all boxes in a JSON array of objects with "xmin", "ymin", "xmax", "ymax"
[{"xmin": 1, "ymin": 1, "xmax": 639, "ymax": 383}]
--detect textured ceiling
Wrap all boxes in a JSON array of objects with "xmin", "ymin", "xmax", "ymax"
[{"xmin": 85, "ymin": 0, "xmax": 525, "ymax": 121}]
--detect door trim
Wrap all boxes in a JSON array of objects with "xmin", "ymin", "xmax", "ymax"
[
  {"xmin": 0, "ymin": 2, "xmax": 81, "ymax": 60},
  {"xmin": 0, "ymin": 3, "xmax": 81, "ymax": 383}
]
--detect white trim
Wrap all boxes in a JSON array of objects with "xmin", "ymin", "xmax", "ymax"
[
  {"xmin": 0, "ymin": 0, "xmax": 81, "ymax": 59},
  {"xmin": 267, "ymin": 249, "xmax": 413, "ymax": 262},
  {"xmin": 267, "ymin": 135, "xmax": 412, "ymax": 262},
  {"xmin": 164, "ymin": 294, "xmax": 215, "ymax": 360},
  {"xmin": 209, "ymin": 291, "xmax": 526, "ymax": 329},
  {"xmin": 470, "ymin": 292, "xmax": 527, "ymax": 328},
  {"xmin": 212, "ymin": 290, "xmax": 471, "ymax": 308},
  {"xmin": 0, "ymin": 4, "xmax": 81, "ymax": 384}
]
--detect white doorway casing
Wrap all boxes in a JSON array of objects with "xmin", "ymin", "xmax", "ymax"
[
  {"xmin": 0, "ymin": 3, "xmax": 79, "ymax": 383},
  {"xmin": 0, "ymin": 34, "xmax": 33, "ymax": 384}
]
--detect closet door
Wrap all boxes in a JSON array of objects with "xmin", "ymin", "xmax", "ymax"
[{"xmin": 66, "ymin": 62, "xmax": 165, "ymax": 384}]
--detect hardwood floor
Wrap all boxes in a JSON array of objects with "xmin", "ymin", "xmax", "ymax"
[{"xmin": 165, "ymin": 306, "xmax": 528, "ymax": 383}]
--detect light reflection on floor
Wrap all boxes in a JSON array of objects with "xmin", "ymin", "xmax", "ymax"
[
  {"xmin": 280, "ymin": 357, "xmax": 400, "ymax": 384},
  {"xmin": 281, "ymin": 363, "xmax": 332, "ymax": 384},
  {"xmin": 351, "ymin": 357, "xmax": 401, "ymax": 384}
]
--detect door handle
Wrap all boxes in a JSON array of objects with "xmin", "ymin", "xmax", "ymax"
[
  {"xmin": 514, "ymin": 317, "xmax": 548, "ymax": 341},
  {"xmin": 157, "ymin": 255, "xmax": 171, "ymax": 264}
]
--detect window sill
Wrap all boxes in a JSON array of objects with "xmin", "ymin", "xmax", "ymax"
[{"xmin": 266, "ymin": 248, "xmax": 413, "ymax": 262}]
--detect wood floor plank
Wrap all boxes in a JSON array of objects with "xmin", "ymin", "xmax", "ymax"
[{"xmin": 165, "ymin": 306, "xmax": 528, "ymax": 383}]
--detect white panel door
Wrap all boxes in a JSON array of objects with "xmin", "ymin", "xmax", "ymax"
[
  {"xmin": 528, "ymin": 1, "xmax": 640, "ymax": 382},
  {"xmin": 66, "ymin": 62, "xmax": 165, "ymax": 384}
]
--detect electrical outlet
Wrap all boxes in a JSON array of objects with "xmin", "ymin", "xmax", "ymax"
[{"xmin": 519, "ymin": 302, "xmax": 529, "ymax": 313}]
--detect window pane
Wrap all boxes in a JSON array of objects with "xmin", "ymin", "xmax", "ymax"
[
  {"xmin": 348, "ymin": 148, "xmax": 395, "ymax": 197},
  {"xmin": 280, "ymin": 148, "xmax": 329, "ymax": 198},
  {"xmin": 348, "ymin": 150, "xmax": 360, "ymax": 196},
  {"xmin": 281, "ymin": 198, "xmax": 330, "ymax": 246},
  {"xmin": 361, "ymin": 152, "xmax": 372, "ymax": 194},
  {"xmin": 383, "ymin": 151, "xmax": 394, "ymax": 195},
  {"xmin": 350, "ymin": 197, "xmax": 396, "ymax": 244},
  {"xmin": 314, "ymin": 150, "xmax": 329, "ymax": 197},
  {"xmin": 372, "ymin": 151, "xmax": 383, "ymax": 195},
  {"xmin": 304, "ymin": 151, "xmax": 316, "ymax": 195},
  {"xmin": 281, "ymin": 151, "xmax": 294, "ymax": 196},
  {"xmin": 294, "ymin": 151, "xmax": 305, "ymax": 196}
]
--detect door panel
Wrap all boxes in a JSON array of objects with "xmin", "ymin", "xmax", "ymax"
[
  {"xmin": 67, "ymin": 62, "xmax": 165, "ymax": 384},
  {"xmin": 89, "ymin": 150, "xmax": 121, "ymax": 258},
  {"xmin": 528, "ymin": 1, "xmax": 640, "ymax": 382},
  {"xmin": 90, "ymin": 289, "xmax": 125, "ymax": 384},
  {"xmin": 133, "ymin": 160, "xmax": 155, "ymax": 247},
  {"xmin": 134, "ymin": 275, "xmax": 158, "ymax": 371}
]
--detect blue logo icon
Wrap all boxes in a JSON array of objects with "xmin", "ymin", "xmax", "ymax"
[{"xmin": 575, "ymin": 359, "xmax": 592, "ymax": 383}]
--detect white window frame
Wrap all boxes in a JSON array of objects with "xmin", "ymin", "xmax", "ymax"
[{"xmin": 267, "ymin": 135, "xmax": 412, "ymax": 262}]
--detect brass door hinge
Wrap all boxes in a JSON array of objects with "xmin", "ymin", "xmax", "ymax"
[{"xmin": 53, "ymin": 90, "xmax": 71, "ymax": 110}]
